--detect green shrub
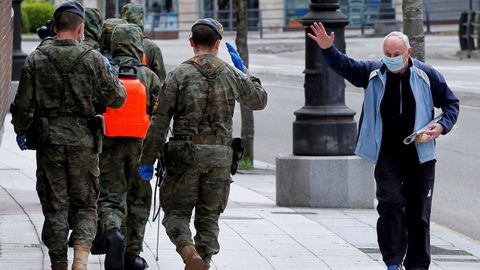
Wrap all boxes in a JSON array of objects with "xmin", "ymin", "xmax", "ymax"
[
  {"xmin": 22, "ymin": 1, "xmax": 54, "ymax": 33},
  {"xmin": 238, "ymin": 158, "xmax": 253, "ymax": 170},
  {"xmin": 21, "ymin": 11, "xmax": 31, "ymax": 34}
]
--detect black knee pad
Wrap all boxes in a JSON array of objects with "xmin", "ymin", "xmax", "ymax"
[
  {"xmin": 124, "ymin": 254, "xmax": 149, "ymax": 270},
  {"xmin": 105, "ymin": 229, "xmax": 125, "ymax": 270}
]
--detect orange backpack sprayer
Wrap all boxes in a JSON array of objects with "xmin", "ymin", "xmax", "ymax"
[{"xmin": 103, "ymin": 66, "xmax": 150, "ymax": 138}]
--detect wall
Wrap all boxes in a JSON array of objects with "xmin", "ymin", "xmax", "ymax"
[
  {"xmin": 178, "ymin": 0, "xmax": 199, "ymax": 31},
  {"xmin": 0, "ymin": 0, "xmax": 13, "ymax": 145},
  {"xmin": 260, "ymin": 0, "xmax": 285, "ymax": 31}
]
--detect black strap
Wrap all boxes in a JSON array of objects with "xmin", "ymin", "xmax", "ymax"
[
  {"xmin": 36, "ymin": 45, "xmax": 93, "ymax": 117},
  {"xmin": 37, "ymin": 45, "xmax": 93, "ymax": 73}
]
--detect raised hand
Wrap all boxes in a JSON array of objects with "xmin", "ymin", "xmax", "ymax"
[
  {"xmin": 307, "ymin": 22, "xmax": 335, "ymax": 49},
  {"xmin": 226, "ymin": 42, "xmax": 247, "ymax": 72}
]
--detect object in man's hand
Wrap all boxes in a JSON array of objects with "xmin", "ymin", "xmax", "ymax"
[
  {"xmin": 403, "ymin": 113, "xmax": 443, "ymax": 145},
  {"xmin": 416, "ymin": 133, "xmax": 430, "ymax": 143}
]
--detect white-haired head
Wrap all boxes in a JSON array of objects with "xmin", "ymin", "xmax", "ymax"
[{"xmin": 383, "ymin": 31, "xmax": 411, "ymax": 49}]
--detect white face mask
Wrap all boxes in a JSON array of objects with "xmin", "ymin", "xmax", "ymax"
[{"xmin": 383, "ymin": 52, "xmax": 407, "ymax": 72}]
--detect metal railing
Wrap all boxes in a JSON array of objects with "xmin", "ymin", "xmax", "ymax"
[{"xmin": 144, "ymin": 0, "xmax": 480, "ymax": 39}]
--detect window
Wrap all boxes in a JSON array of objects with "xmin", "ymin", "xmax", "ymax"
[{"xmin": 145, "ymin": 0, "xmax": 179, "ymax": 31}]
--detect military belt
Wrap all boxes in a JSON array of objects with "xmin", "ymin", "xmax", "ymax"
[{"xmin": 170, "ymin": 135, "xmax": 231, "ymax": 146}]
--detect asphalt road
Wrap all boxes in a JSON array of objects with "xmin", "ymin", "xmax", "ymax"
[
  {"xmin": 232, "ymin": 34, "xmax": 480, "ymax": 241},
  {"xmin": 17, "ymin": 33, "xmax": 480, "ymax": 241},
  {"xmin": 232, "ymin": 72, "xmax": 480, "ymax": 241}
]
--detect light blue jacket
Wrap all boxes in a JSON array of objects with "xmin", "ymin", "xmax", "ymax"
[{"xmin": 322, "ymin": 46, "xmax": 459, "ymax": 164}]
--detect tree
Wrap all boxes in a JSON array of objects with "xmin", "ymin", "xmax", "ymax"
[
  {"xmin": 402, "ymin": 0, "xmax": 425, "ymax": 62},
  {"xmin": 235, "ymin": 0, "xmax": 255, "ymax": 169}
]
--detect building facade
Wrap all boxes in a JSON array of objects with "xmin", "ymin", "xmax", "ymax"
[
  {"xmin": 56, "ymin": 0, "xmax": 477, "ymax": 35},
  {"xmin": 0, "ymin": 0, "xmax": 13, "ymax": 145},
  {"xmin": 75, "ymin": 0, "xmax": 303, "ymax": 33}
]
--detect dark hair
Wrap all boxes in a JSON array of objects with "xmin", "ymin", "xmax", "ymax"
[
  {"xmin": 191, "ymin": 25, "xmax": 220, "ymax": 48},
  {"xmin": 56, "ymin": 12, "xmax": 84, "ymax": 32}
]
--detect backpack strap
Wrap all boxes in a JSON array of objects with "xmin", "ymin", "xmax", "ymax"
[
  {"xmin": 37, "ymin": 45, "xmax": 93, "ymax": 73},
  {"xmin": 184, "ymin": 58, "xmax": 226, "ymax": 137},
  {"xmin": 36, "ymin": 44, "xmax": 94, "ymax": 116}
]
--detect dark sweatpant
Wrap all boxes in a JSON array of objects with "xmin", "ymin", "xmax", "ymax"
[{"xmin": 374, "ymin": 157, "xmax": 436, "ymax": 270}]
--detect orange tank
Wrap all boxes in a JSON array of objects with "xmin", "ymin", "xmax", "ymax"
[{"xmin": 104, "ymin": 66, "xmax": 150, "ymax": 138}]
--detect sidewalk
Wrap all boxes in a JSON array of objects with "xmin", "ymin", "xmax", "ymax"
[{"xmin": 1, "ymin": 114, "xmax": 480, "ymax": 270}]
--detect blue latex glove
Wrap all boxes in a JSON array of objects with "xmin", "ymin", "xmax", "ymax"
[
  {"xmin": 102, "ymin": 55, "xmax": 112, "ymax": 71},
  {"xmin": 226, "ymin": 42, "xmax": 247, "ymax": 72},
  {"xmin": 16, "ymin": 134, "xmax": 27, "ymax": 151},
  {"xmin": 138, "ymin": 164, "xmax": 154, "ymax": 181}
]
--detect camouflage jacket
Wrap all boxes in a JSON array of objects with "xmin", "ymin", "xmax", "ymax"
[
  {"xmin": 100, "ymin": 18, "xmax": 127, "ymax": 58},
  {"xmin": 11, "ymin": 39, "xmax": 126, "ymax": 147},
  {"xmin": 144, "ymin": 38, "xmax": 166, "ymax": 83},
  {"xmin": 82, "ymin": 8, "xmax": 103, "ymax": 50},
  {"xmin": 111, "ymin": 23, "xmax": 162, "ymax": 116},
  {"xmin": 120, "ymin": 3, "xmax": 166, "ymax": 83},
  {"xmin": 140, "ymin": 54, "xmax": 268, "ymax": 165}
]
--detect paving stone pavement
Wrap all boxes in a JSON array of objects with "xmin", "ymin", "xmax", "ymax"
[{"xmin": 2, "ymin": 119, "xmax": 480, "ymax": 270}]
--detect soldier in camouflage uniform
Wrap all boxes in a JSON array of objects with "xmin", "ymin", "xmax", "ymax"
[
  {"xmin": 82, "ymin": 7, "xmax": 103, "ymax": 50},
  {"xmin": 121, "ymin": 3, "xmax": 167, "ymax": 83},
  {"xmin": 96, "ymin": 23, "xmax": 162, "ymax": 270},
  {"xmin": 65, "ymin": 7, "xmax": 103, "ymax": 248},
  {"xmin": 100, "ymin": 18, "xmax": 127, "ymax": 59},
  {"xmin": 138, "ymin": 18, "xmax": 267, "ymax": 270},
  {"xmin": 10, "ymin": 2, "xmax": 126, "ymax": 270}
]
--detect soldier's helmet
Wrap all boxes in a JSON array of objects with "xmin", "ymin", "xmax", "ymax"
[
  {"xmin": 121, "ymin": 3, "xmax": 144, "ymax": 30},
  {"xmin": 191, "ymin": 18, "xmax": 224, "ymax": 40},
  {"xmin": 111, "ymin": 23, "xmax": 144, "ymax": 62}
]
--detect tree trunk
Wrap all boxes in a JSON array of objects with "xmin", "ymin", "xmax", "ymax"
[
  {"xmin": 235, "ymin": 0, "xmax": 254, "ymax": 168},
  {"xmin": 403, "ymin": 0, "xmax": 425, "ymax": 62}
]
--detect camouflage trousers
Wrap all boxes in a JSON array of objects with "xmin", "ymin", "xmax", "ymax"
[
  {"xmin": 97, "ymin": 138, "xmax": 152, "ymax": 255},
  {"xmin": 161, "ymin": 165, "xmax": 231, "ymax": 263},
  {"xmin": 36, "ymin": 145, "xmax": 99, "ymax": 265}
]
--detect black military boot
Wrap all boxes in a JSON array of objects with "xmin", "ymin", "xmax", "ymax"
[
  {"xmin": 104, "ymin": 229, "xmax": 125, "ymax": 270},
  {"xmin": 124, "ymin": 254, "xmax": 149, "ymax": 270},
  {"xmin": 91, "ymin": 226, "xmax": 106, "ymax": 255}
]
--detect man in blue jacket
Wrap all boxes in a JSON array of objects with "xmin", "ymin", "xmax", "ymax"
[{"xmin": 308, "ymin": 22, "xmax": 459, "ymax": 270}]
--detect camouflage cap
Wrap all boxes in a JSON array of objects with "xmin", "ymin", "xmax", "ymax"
[
  {"xmin": 111, "ymin": 23, "xmax": 144, "ymax": 62},
  {"xmin": 100, "ymin": 18, "xmax": 127, "ymax": 54},
  {"xmin": 192, "ymin": 18, "xmax": 223, "ymax": 40},
  {"xmin": 121, "ymin": 3, "xmax": 144, "ymax": 30},
  {"xmin": 84, "ymin": 8, "xmax": 103, "ymax": 42},
  {"xmin": 53, "ymin": 0, "xmax": 85, "ymax": 20}
]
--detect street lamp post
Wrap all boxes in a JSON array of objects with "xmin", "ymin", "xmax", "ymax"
[
  {"xmin": 12, "ymin": 0, "xmax": 27, "ymax": 81},
  {"xmin": 293, "ymin": 0, "xmax": 356, "ymax": 156},
  {"xmin": 276, "ymin": 0, "xmax": 374, "ymax": 209}
]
